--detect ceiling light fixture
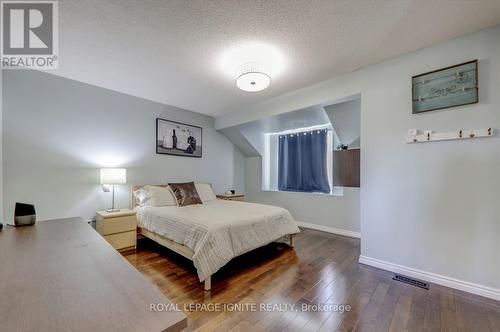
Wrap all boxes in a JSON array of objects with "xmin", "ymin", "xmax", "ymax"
[{"xmin": 235, "ymin": 62, "xmax": 271, "ymax": 92}]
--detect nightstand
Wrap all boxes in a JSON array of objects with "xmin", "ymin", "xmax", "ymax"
[
  {"xmin": 96, "ymin": 209, "xmax": 137, "ymax": 251},
  {"xmin": 216, "ymin": 194, "xmax": 245, "ymax": 202}
]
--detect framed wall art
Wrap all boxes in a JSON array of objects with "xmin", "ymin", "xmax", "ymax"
[
  {"xmin": 156, "ymin": 118, "xmax": 202, "ymax": 157},
  {"xmin": 412, "ymin": 60, "xmax": 478, "ymax": 114}
]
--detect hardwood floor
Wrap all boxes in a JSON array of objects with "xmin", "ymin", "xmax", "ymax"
[{"xmin": 123, "ymin": 228, "xmax": 500, "ymax": 331}]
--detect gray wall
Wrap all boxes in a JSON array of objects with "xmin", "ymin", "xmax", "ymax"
[
  {"xmin": 246, "ymin": 157, "xmax": 360, "ymax": 233},
  {"xmin": 217, "ymin": 25, "xmax": 500, "ymax": 291},
  {"xmin": 2, "ymin": 70, "xmax": 245, "ymax": 222}
]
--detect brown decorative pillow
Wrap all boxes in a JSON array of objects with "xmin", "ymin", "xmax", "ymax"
[{"xmin": 168, "ymin": 181, "xmax": 202, "ymax": 206}]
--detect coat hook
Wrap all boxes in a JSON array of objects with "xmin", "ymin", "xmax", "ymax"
[
  {"xmin": 459, "ymin": 129, "xmax": 462, "ymax": 138},
  {"xmin": 470, "ymin": 132, "xmax": 475, "ymax": 138},
  {"xmin": 488, "ymin": 128, "xmax": 492, "ymax": 135},
  {"xmin": 427, "ymin": 133, "xmax": 430, "ymax": 140}
]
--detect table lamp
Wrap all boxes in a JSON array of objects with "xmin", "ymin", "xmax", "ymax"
[{"xmin": 100, "ymin": 168, "xmax": 126, "ymax": 212}]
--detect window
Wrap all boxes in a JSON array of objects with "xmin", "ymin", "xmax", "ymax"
[{"xmin": 278, "ymin": 129, "xmax": 331, "ymax": 193}]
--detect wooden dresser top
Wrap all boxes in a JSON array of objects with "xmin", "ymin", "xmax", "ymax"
[{"xmin": 0, "ymin": 218, "xmax": 186, "ymax": 332}]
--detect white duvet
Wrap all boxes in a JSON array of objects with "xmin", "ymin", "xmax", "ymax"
[{"xmin": 135, "ymin": 200, "xmax": 300, "ymax": 281}]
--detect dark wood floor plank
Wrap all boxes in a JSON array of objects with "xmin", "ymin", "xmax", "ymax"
[
  {"xmin": 374, "ymin": 280, "xmax": 406, "ymax": 331},
  {"xmin": 405, "ymin": 286, "xmax": 428, "ymax": 332},
  {"xmin": 329, "ymin": 267, "xmax": 381, "ymax": 331},
  {"xmin": 122, "ymin": 228, "xmax": 500, "ymax": 332},
  {"xmin": 484, "ymin": 300, "xmax": 500, "ymax": 331},
  {"xmin": 458, "ymin": 295, "xmax": 493, "ymax": 332},
  {"xmin": 387, "ymin": 282, "xmax": 413, "ymax": 332},
  {"xmin": 423, "ymin": 288, "xmax": 442, "ymax": 331},
  {"xmin": 439, "ymin": 289, "xmax": 458, "ymax": 332}
]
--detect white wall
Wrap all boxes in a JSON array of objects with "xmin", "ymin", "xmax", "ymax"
[
  {"xmin": 246, "ymin": 157, "xmax": 360, "ymax": 234},
  {"xmin": 217, "ymin": 25, "xmax": 500, "ymax": 293},
  {"xmin": 238, "ymin": 102, "xmax": 360, "ymax": 234},
  {"xmin": 0, "ymin": 68, "xmax": 3, "ymax": 223},
  {"xmin": 325, "ymin": 99, "xmax": 361, "ymax": 148},
  {"xmin": 2, "ymin": 70, "xmax": 245, "ymax": 222}
]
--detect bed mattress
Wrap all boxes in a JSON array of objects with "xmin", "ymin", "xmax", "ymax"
[{"xmin": 135, "ymin": 200, "xmax": 299, "ymax": 281}]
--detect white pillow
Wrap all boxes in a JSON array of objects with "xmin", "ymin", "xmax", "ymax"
[
  {"xmin": 133, "ymin": 188, "xmax": 151, "ymax": 207},
  {"xmin": 195, "ymin": 183, "xmax": 217, "ymax": 202},
  {"xmin": 143, "ymin": 185, "xmax": 177, "ymax": 207}
]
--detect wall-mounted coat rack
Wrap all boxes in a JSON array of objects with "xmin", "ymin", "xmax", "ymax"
[{"xmin": 406, "ymin": 128, "xmax": 494, "ymax": 144}]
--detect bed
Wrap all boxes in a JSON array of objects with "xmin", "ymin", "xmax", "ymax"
[{"xmin": 131, "ymin": 185, "xmax": 300, "ymax": 291}]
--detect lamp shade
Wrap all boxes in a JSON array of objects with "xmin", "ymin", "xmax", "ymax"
[{"xmin": 100, "ymin": 168, "xmax": 126, "ymax": 184}]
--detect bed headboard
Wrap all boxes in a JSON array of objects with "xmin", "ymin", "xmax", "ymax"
[
  {"xmin": 130, "ymin": 183, "xmax": 213, "ymax": 208},
  {"xmin": 130, "ymin": 184, "xmax": 169, "ymax": 209}
]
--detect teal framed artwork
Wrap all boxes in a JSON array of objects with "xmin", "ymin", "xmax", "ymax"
[{"xmin": 412, "ymin": 60, "xmax": 478, "ymax": 114}]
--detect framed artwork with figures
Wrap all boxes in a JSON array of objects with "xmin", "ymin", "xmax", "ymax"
[{"xmin": 156, "ymin": 118, "xmax": 202, "ymax": 157}]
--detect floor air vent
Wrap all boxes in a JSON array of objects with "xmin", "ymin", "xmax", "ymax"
[{"xmin": 393, "ymin": 274, "xmax": 429, "ymax": 289}]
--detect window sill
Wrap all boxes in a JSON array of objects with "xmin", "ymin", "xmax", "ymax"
[{"xmin": 262, "ymin": 187, "xmax": 345, "ymax": 197}]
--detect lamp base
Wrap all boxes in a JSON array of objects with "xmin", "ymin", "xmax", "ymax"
[{"xmin": 106, "ymin": 209, "xmax": 121, "ymax": 213}]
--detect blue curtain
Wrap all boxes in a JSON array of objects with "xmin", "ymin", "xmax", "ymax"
[{"xmin": 278, "ymin": 129, "xmax": 331, "ymax": 193}]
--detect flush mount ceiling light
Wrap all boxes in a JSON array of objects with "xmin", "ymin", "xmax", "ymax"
[
  {"xmin": 235, "ymin": 62, "xmax": 271, "ymax": 92},
  {"xmin": 218, "ymin": 41, "xmax": 286, "ymax": 92}
]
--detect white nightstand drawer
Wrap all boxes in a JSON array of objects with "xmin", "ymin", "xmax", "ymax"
[
  {"xmin": 98, "ymin": 215, "xmax": 136, "ymax": 235},
  {"xmin": 104, "ymin": 231, "xmax": 136, "ymax": 251}
]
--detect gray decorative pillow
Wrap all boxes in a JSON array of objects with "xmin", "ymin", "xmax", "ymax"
[{"xmin": 168, "ymin": 182, "xmax": 202, "ymax": 207}]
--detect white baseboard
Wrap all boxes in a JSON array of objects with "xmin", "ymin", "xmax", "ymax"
[
  {"xmin": 359, "ymin": 255, "xmax": 500, "ymax": 301},
  {"xmin": 296, "ymin": 221, "xmax": 361, "ymax": 239}
]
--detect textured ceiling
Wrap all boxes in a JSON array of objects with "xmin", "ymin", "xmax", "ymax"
[{"xmin": 53, "ymin": 0, "xmax": 500, "ymax": 116}]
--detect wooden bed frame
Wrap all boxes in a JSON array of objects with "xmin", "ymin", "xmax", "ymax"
[{"xmin": 131, "ymin": 184, "xmax": 296, "ymax": 291}]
